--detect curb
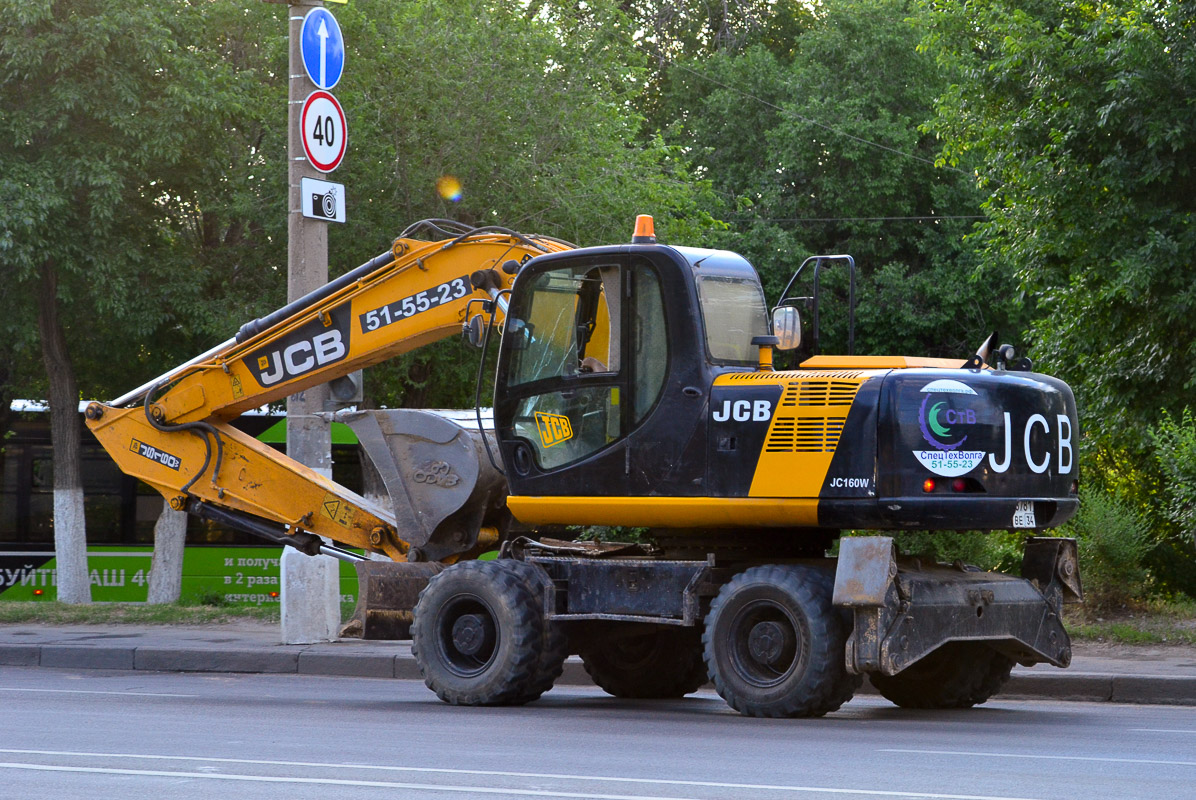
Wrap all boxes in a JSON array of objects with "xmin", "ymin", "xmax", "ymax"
[{"xmin": 3, "ymin": 642, "xmax": 1194, "ymax": 706}]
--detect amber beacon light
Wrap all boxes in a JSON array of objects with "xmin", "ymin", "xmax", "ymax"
[{"xmin": 632, "ymin": 214, "xmax": 656, "ymax": 243}]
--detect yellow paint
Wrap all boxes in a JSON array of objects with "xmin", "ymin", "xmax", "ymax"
[
  {"xmin": 83, "ymin": 234, "xmax": 572, "ymax": 563},
  {"xmin": 86, "ymin": 403, "xmax": 406, "ymax": 560},
  {"xmin": 709, "ymin": 369, "xmax": 875, "ymax": 498},
  {"xmin": 143, "ymin": 235, "xmax": 572, "ymax": 424},
  {"xmin": 800, "ymin": 355, "xmax": 966, "ymax": 370},
  {"xmin": 507, "ymin": 496, "xmax": 820, "ymax": 528}
]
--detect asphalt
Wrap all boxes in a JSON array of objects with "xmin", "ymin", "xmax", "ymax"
[{"xmin": 2, "ymin": 621, "xmax": 1195, "ymax": 706}]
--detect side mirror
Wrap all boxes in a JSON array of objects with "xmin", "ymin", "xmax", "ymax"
[
  {"xmin": 463, "ymin": 314, "xmax": 486, "ymax": 348},
  {"xmin": 772, "ymin": 306, "xmax": 802, "ymax": 351}
]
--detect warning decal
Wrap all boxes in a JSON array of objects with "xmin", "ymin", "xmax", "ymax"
[{"xmin": 321, "ymin": 495, "xmax": 354, "ymax": 527}]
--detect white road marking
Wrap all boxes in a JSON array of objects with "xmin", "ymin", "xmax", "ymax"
[
  {"xmin": 0, "ymin": 764, "xmax": 704, "ymax": 800},
  {"xmin": 0, "ymin": 687, "xmax": 194, "ymax": 698},
  {"xmin": 0, "ymin": 749, "xmax": 1046, "ymax": 800},
  {"xmin": 1130, "ymin": 729, "xmax": 1196, "ymax": 735},
  {"xmin": 881, "ymin": 748, "xmax": 1196, "ymax": 768}
]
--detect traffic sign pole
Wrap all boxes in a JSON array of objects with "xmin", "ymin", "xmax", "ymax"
[{"xmin": 283, "ymin": 0, "xmax": 339, "ymax": 645}]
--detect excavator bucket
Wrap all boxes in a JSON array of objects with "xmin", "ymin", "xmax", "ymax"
[{"xmin": 338, "ymin": 409, "xmax": 508, "ymax": 639}]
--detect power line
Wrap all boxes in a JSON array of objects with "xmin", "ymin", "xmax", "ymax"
[{"xmin": 754, "ymin": 215, "xmax": 985, "ymax": 223}]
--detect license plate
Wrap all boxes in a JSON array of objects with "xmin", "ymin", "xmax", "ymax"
[{"xmin": 1013, "ymin": 500, "xmax": 1037, "ymax": 529}]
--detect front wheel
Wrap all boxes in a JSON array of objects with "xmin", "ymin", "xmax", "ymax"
[
  {"xmin": 703, "ymin": 564, "xmax": 857, "ymax": 718},
  {"xmin": 411, "ymin": 560, "xmax": 547, "ymax": 706}
]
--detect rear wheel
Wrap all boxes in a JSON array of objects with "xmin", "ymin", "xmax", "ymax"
[
  {"xmin": 703, "ymin": 564, "xmax": 856, "ymax": 718},
  {"xmin": 411, "ymin": 560, "xmax": 546, "ymax": 706},
  {"xmin": 870, "ymin": 642, "xmax": 1014, "ymax": 709},
  {"xmin": 580, "ymin": 626, "xmax": 708, "ymax": 699}
]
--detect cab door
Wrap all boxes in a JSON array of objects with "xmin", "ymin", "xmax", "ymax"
[{"xmin": 495, "ymin": 253, "xmax": 679, "ymax": 497}]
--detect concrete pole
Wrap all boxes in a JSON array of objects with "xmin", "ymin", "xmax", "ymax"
[{"xmin": 281, "ymin": 0, "xmax": 341, "ymax": 644}]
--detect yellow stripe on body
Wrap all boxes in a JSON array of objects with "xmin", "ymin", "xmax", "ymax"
[{"xmin": 507, "ymin": 495, "xmax": 820, "ymax": 528}]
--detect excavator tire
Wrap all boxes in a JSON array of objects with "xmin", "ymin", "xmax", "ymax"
[
  {"xmin": 703, "ymin": 564, "xmax": 854, "ymax": 718},
  {"xmin": 810, "ymin": 569, "xmax": 865, "ymax": 710},
  {"xmin": 580, "ymin": 626, "xmax": 708, "ymax": 699},
  {"xmin": 869, "ymin": 642, "xmax": 1015, "ymax": 709},
  {"xmin": 411, "ymin": 560, "xmax": 549, "ymax": 706},
  {"xmin": 503, "ymin": 560, "xmax": 569, "ymax": 704}
]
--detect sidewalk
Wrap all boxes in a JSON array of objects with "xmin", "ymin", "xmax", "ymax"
[{"xmin": 2, "ymin": 621, "xmax": 1194, "ymax": 705}]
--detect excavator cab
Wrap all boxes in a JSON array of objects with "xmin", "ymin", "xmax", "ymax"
[{"xmin": 493, "ymin": 242, "xmax": 771, "ymax": 501}]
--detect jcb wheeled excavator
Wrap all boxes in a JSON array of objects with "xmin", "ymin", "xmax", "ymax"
[{"xmin": 85, "ymin": 216, "xmax": 1082, "ymax": 717}]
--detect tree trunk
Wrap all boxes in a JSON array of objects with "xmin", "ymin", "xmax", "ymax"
[
  {"xmin": 36, "ymin": 259, "xmax": 91, "ymax": 603},
  {"xmin": 147, "ymin": 506, "xmax": 188, "ymax": 603}
]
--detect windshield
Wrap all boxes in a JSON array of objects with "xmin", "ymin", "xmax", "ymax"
[
  {"xmin": 507, "ymin": 264, "xmax": 619, "ymax": 387},
  {"xmin": 696, "ymin": 275, "xmax": 769, "ymax": 363}
]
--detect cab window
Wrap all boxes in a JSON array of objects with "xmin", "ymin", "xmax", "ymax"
[
  {"xmin": 507, "ymin": 264, "xmax": 620, "ymax": 387},
  {"xmin": 696, "ymin": 275, "xmax": 769, "ymax": 363}
]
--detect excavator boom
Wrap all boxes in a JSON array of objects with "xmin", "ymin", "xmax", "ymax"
[{"xmin": 85, "ymin": 225, "xmax": 572, "ymax": 560}]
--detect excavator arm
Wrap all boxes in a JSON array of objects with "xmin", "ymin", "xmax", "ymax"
[{"xmin": 84, "ymin": 223, "xmax": 572, "ymax": 561}]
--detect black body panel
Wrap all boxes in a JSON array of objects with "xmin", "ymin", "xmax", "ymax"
[
  {"xmin": 706, "ymin": 383, "xmax": 784, "ymax": 497},
  {"xmin": 819, "ymin": 368, "xmax": 1079, "ymax": 530}
]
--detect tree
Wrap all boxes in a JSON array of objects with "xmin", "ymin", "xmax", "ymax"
[
  {"xmin": 918, "ymin": 0, "xmax": 1196, "ymax": 596},
  {"xmin": 651, "ymin": 0, "xmax": 1012, "ymax": 359},
  {"xmin": 0, "ymin": 0, "xmax": 277, "ymax": 600},
  {"xmin": 918, "ymin": 0, "xmax": 1196, "ymax": 441},
  {"xmin": 326, "ymin": 0, "xmax": 717, "ymax": 407}
]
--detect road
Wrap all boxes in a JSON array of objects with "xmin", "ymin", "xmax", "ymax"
[{"xmin": 1, "ymin": 666, "xmax": 1193, "ymax": 800}]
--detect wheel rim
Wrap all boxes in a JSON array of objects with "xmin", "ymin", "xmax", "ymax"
[
  {"xmin": 727, "ymin": 598, "xmax": 805, "ymax": 688},
  {"xmin": 435, "ymin": 593, "xmax": 499, "ymax": 678}
]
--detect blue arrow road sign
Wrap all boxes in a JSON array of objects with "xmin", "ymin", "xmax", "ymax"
[{"xmin": 300, "ymin": 8, "xmax": 344, "ymax": 91}]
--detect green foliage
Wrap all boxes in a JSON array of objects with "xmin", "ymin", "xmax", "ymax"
[
  {"xmin": 912, "ymin": 0, "xmax": 1196, "ymax": 599},
  {"xmin": 332, "ymin": 0, "xmax": 715, "ymax": 251},
  {"xmin": 569, "ymin": 526, "xmax": 652, "ymax": 545},
  {"xmin": 883, "ymin": 487, "xmax": 1162, "ymax": 610},
  {"xmin": 0, "ymin": 0, "xmax": 285, "ymax": 400},
  {"xmin": 1058, "ymin": 488, "xmax": 1154, "ymax": 610},
  {"xmin": 1066, "ymin": 594, "xmax": 1196, "ymax": 644},
  {"xmin": 0, "ymin": 0, "xmax": 717, "ymax": 410},
  {"xmin": 0, "ymin": 601, "xmax": 279, "ymax": 625},
  {"xmin": 917, "ymin": 0, "xmax": 1196, "ymax": 447},
  {"xmin": 652, "ymin": 0, "xmax": 1018, "ymax": 361},
  {"xmin": 192, "ymin": 587, "xmax": 229, "ymax": 608},
  {"xmin": 1067, "ymin": 619, "xmax": 1196, "ymax": 647},
  {"xmin": 1151, "ymin": 408, "xmax": 1196, "ymax": 542},
  {"xmin": 886, "ymin": 530, "xmax": 1022, "ymax": 573},
  {"xmin": 321, "ymin": 0, "xmax": 720, "ymax": 406}
]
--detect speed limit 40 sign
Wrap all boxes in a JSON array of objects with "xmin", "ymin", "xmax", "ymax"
[{"xmin": 301, "ymin": 90, "xmax": 347, "ymax": 173}]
